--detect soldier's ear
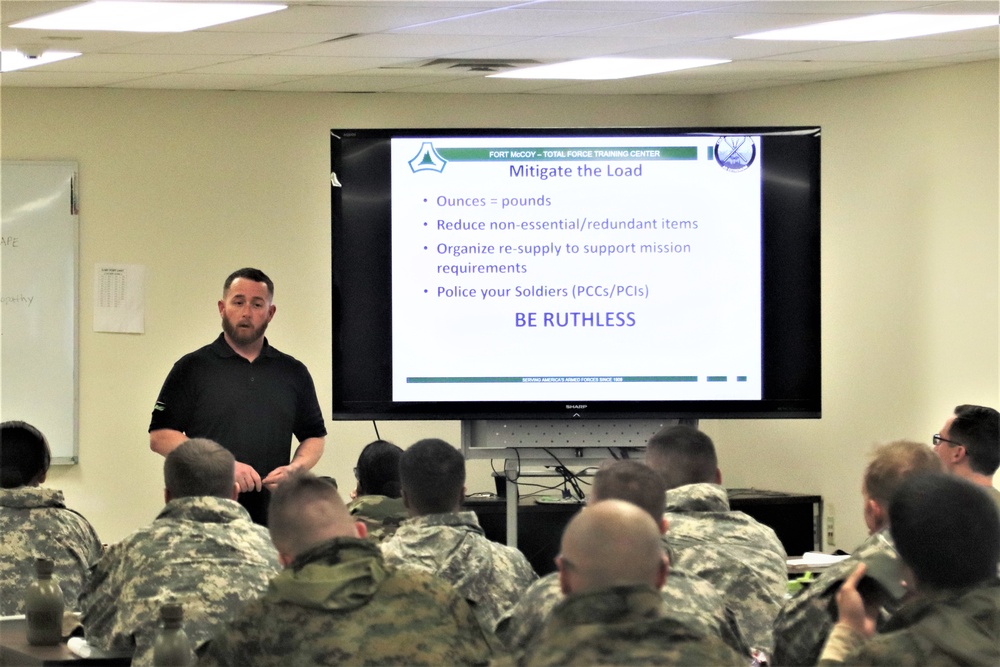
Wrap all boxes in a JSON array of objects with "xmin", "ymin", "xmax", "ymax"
[
  {"xmin": 655, "ymin": 554, "xmax": 669, "ymax": 590},
  {"xmin": 556, "ymin": 556, "xmax": 573, "ymax": 596},
  {"xmin": 354, "ymin": 521, "xmax": 368, "ymax": 539},
  {"xmin": 278, "ymin": 552, "xmax": 294, "ymax": 568}
]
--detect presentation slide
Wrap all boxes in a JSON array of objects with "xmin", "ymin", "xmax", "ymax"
[{"xmin": 390, "ymin": 135, "xmax": 762, "ymax": 402}]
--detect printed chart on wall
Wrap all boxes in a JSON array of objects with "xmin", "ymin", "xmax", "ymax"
[
  {"xmin": 1, "ymin": 161, "xmax": 79, "ymax": 462},
  {"xmin": 390, "ymin": 135, "xmax": 763, "ymax": 403}
]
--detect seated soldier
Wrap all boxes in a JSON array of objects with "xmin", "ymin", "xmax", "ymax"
[
  {"xmin": 819, "ymin": 472, "xmax": 1000, "ymax": 665},
  {"xmin": 380, "ymin": 438, "xmax": 537, "ymax": 632},
  {"xmin": 0, "ymin": 421, "xmax": 102, "ymax": 614},
  {"xmin": 645, "ymin": 425, "xmax": 787, "ymax": 654},
  {"xmin": 771, "ymin": 440, "xmax": 942, "ymax": 666},
  {"xmin": 495, "ymin": 499, "xmax": 744, "ymax": 667},
  {"xmin": 346, "ymin": 439, "xmax": 408, "ymax": 543},
  {"xmin": 80, "ymin": 439, "xmax": 280, "ymax": 666},
  {"xmin": 934, "ymin": 404, "xmax": 1000, "ymax": 510},
  {"xmin": 198, "ymin": 471, "xmax": 493, "ymax": 666},
  {"xmin": 495, "ymin": 460, "xmax": 748, "ymax": 655}
]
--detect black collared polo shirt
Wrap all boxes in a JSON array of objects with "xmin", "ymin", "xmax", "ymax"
[{"xmin": 149, "ymin": 334, "xmax": 327, "ymax": 482}]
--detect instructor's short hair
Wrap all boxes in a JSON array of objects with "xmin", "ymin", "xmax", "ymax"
[
  {"xmin": 223, "ymin": 267, "xmax": 274, "ymax": 299},
  {"xmin": 0, "ymin": 421, "xmax": 50, "ymax": 488},
  {"xmin": 889, "ymin": 472, "xmax": 1000, "ymax": 589},
  {"xmin": 398, "ymin": 438, "xmax": 465, "ymax": 515},
  {"xmin": 645, "ymin": 425, "xmax": 717, "ymax": 489},
  {"xmin": 949, "ymin": 404, "xmax": 1000, "ymax": 475},
  {"xmin": 164, "ymin": 438, "xmax": 235, "ymax": 499}
]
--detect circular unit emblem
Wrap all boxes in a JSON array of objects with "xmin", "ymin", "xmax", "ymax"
[{"xmin": 715, "ymin": 136, "xmax": 757, "ymax": 172}]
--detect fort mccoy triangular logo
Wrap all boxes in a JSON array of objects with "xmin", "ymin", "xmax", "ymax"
[{"xmin": 408, "ymin": 142, "xmax": 448, "ymax": 173}]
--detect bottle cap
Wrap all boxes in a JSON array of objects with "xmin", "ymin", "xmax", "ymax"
[
  {"xmin": 160, "ymin": 602, "xmax": 184, "ymax": 623},
  {"xmin": 34, "ymin": 558, "xmax": 54, "ymax": 577}
]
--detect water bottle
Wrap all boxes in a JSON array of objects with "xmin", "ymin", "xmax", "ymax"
[
  {"xmin": 152, "ymin": 601, "xmax": 195, "ymax": 666},
  {"xmin": 25, "ymin": 557, "xmax": 64, "ymax": 646}
]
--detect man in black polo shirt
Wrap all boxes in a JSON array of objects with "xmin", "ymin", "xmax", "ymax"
[{"xmin": 149, "ymin": 267, "xmax": 327, "ymax": 524}]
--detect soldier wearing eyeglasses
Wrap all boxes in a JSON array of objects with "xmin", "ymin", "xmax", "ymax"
[{"xmin": 933, "ymin": 404, "xmax": 1000, "ymax": 511}]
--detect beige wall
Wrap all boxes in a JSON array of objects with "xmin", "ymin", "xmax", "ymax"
[{"xmin": 1, "ymin": 59, "xmax": 996, "ymax": 550}]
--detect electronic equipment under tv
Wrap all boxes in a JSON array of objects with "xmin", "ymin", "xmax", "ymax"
[{"xmin": 330, "ymin": 126, "xmax": 820, "ymax": 421}]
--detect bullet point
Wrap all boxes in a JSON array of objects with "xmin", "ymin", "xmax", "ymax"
[
  {"xmin": 423, "ymin": 222, "xmax": 428, "ymax": 226},
  {"xmin": 423, "ymin": 246, "xmax": 428, "ymax": 250},
  {"xmin": 424, "ymin": 289, "xmax": 428, "ymax": 293}
]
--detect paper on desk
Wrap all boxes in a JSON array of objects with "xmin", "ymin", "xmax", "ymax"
[{"xmin": 787, "ymin": 551, "xmax": 851, "ymax": 567}]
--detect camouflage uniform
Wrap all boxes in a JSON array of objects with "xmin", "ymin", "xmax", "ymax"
[
  {"xmin": 346, "ymin": 494, "xmax": 408, "ymax": 544},
  {"xmin": 80, "ymin": 496, "xmax": 280, "ymax": 667},
  {"xmin": 494, "ymin": 568, "xmax": 748, "ymax": 655},
  {"xmin": 198, "ymin": 537, "xmax": 494, "ymax": 666},
  {"xmin": 493, "ymin": 584, "xmax": 745, "ymax": 667},
  {"xmin": 0, "ymin": 486, "xmax": 102, "ymax": 614},
  {"xmin": 772, "ymin": 529, "xmax": 900, "ymax": 667},
  {"xmin": 664, "ymin": 482, "xmax": 787, "ymax": 652},
  {"xmin": 380, "ymin": 511, "xmax": 537, "ymax": 632},
  {"xmin": 817, "ymin": 579, "xmax": 1000, "ymax": 666}
]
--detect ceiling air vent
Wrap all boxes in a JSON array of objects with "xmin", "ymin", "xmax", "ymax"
[{"xmin": 380, "ymin": 58, "xmax": 541, "ymax": 73}]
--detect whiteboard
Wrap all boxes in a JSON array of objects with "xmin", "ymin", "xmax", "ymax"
[{"xmin": 1, "ymin": 161, "xmax": 79, "ymax": 464}]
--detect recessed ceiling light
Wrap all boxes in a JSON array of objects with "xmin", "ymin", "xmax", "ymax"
[
  {"xmin": 0, "ymin": 50, "xmax": 81, "ymax": 73},
  {"xmin": 488, "ymin": 57, "xmax": 729, "ymax": 81},
  {"xmin": 737, "ymin": 14, "xmax": 998, "ymax": 41},
  {"xmin": 11, "ymin": 1, "xmax": 286, "ymax": 33}
]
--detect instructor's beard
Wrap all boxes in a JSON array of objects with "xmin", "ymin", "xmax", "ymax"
[{"xmin": 222, "ymin": 316, "xmax": 268, "ymax": 347}]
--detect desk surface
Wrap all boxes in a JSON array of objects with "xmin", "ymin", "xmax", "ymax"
[{"xmin": 0, "ymin": 619, "xmax": 129, "ymax": 666}]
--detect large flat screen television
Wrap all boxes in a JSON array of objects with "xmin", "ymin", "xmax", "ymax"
[{"xmin": 331, "ymin": 127, "xmax": 820, "ymax": 421}]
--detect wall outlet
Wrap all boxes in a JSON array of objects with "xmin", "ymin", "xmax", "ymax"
[{"xmin": 826, "ymin": 514, "xmax": 835, "ymax": 547}]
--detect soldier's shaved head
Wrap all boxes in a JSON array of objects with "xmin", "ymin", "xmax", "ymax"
[
  {"xmin": 558, "ymin": 499, "xmax": 667, "ymax": 595},
  {"xmin": 268, "ymin": 472, "xmax": 362, "ymax": 563}
]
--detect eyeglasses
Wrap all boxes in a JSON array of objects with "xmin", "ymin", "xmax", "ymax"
[{"xmin": 932, "ymin": 434, "xmax": 964, "ymax": 448}]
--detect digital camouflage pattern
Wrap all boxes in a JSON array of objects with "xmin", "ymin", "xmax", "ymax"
[
  {"xmin": 494, "ymin": 568, "xmax": 749, "ymax": 656},
  {"xmin": 0, "ymin": 486, "xmax": 102, "ymax": 614},
  {"xmin": 80, "ymin": 496, "xmax": 280, "ymax": 667},
  {"xmin": 346, "ymin": 494, "xmax": 408, "ymax": 544},
  {"xmin": 380, "ymin": 511, "xmax": 537, "ymax": 631},
  {"xmin": 817, "ymin": 580, "xmax": 1000, "ymax": 667},
  {"xmin": 198, "ymin": 537, "xmax": 494, "ymax": 666},
  {"xmin": 772, "ymin": 529, "xmax": 900, "ymax": 667},
  {"xmin": 664, "ymin": 482, "xmax": 787, "ymax": 652},
  {"xmin": 493, "ymin": 584, "xmax": 745, "ymax": 667}
]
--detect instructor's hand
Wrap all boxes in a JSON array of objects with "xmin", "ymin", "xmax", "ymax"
[
  {"xmin": 234, "ymin": 461, "xmax": 263, "ymax": 493},
  {"xmin": 261, "ymin": 465, "xmax": 297, "ymax": 491}
]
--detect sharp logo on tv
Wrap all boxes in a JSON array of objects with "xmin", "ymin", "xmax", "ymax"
[{"xmin": 566, "ymin": 404, "xmax": 588, "ymax": 410}]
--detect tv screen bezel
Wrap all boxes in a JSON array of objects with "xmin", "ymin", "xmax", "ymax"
[{"xmin": 331, "ymin": 126, "xmax": 821, "ymax": 421}]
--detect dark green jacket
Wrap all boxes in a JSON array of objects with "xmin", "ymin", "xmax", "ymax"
[
  {"xmin": 199, "ymin": 537, "xmax": 493, "ymax": 666},
  {"xmin": 821, "ymin": 579, "xmax": 1000, "ymax": 667}
]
